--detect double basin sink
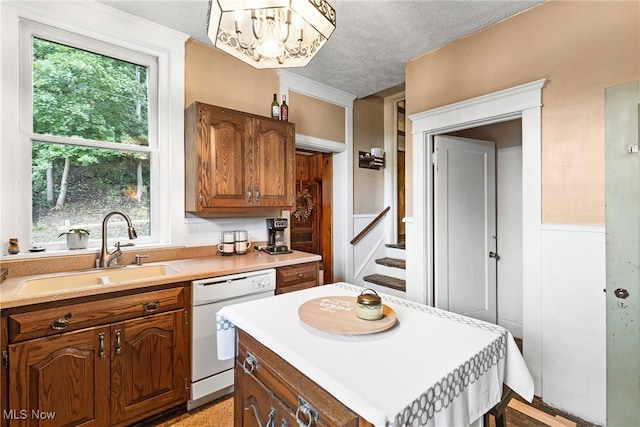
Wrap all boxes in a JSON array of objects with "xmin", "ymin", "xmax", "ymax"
[{"xmin": 19, "ymin": 264, "xmax": 179, "ymax": 295}]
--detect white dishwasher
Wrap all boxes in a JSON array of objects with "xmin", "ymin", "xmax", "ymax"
[{"xmin": 189, "ymin": 268, "xmax": 276, "ymax": 410}]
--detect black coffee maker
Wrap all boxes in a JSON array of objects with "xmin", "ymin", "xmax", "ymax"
[{"xmin": 266, "ymin": 218, "xmax": 292, "ymax": 254}]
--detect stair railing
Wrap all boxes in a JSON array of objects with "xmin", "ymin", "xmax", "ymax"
[{"xmin": 350, "ymin": 206, "xmax": 391, "ymax": 245}]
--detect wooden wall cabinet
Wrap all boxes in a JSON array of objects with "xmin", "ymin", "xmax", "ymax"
[
  {"xmin": 235, "ymin": 329, "xmax": 373, "ymax": 427},
  {"xmin": 1, "ymin": 284, "xmax": 190, "ymax": 427},
  {"xmin": 185, "ymin": 102, "xmax": 296, "ymax": 213},
  {"xmin": 275, "ymin": 261, "xmax": 319, "ymax": 295}
]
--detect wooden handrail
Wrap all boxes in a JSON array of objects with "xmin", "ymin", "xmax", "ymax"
[{"xmin": 350, "ymin": 206, "xmax": 391, "ymax": 245}]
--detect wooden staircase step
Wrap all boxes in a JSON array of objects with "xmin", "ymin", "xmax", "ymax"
[
  {"xmin": 363, "ymin": 274, "xmax": 406, "ymax": 292},
  {"xmin": 375, "ymin": 257, "xmax": 406, "ymax": 269},
  {"xmin": 385, "ymin": 242, "xmax": 405, "ymax": 250}
]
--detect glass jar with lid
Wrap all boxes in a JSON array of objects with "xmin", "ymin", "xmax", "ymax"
[{"xmin": 356, "ymin": 288, "xmax": 383, "ymax": 320}]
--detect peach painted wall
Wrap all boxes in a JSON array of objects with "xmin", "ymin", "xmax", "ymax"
[
  {"xmin": 405, "ymin": 0, "xmax": 639, "ymax": 224},
  {"xmin": 185, "ymin": 40, "xmax": 279, "ymax": 117},
  {"xmin": 289, "ymin": 91, "xmax": 346, "ymax": 143},
  {"xmin": 353, "ymin": 96, "xmax": 385, "ymax": 214},
  {"xmin": 185, "ymin": 40, "xmax": 346, "ymax": 143}
]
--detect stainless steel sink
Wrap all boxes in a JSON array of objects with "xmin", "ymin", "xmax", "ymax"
[{"xmin": 19, "ymin": 264, "xmax": 178, "ymax": 295}]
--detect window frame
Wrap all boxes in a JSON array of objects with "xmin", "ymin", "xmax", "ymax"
[
  {"xmin": 1, "ymin": 1, "xmax": 188, "ymax": 258},
  {"xmin": 25, "ymin": 22, "xmax": 159, "ymax": 249}
]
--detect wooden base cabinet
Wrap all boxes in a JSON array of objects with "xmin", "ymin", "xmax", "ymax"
[
  {"xmin": 275, "ymin": 262, "xmax": 319, "ymax": 295},
  {"xmin": 110, "ymin": 310, "xmax": 189, "ymax": 424},
  {"xmin": 8, "ymin": 327, "xmax": 111, "ymax": 426},
  {"xmin": 235, "ymin": 329, "xmax": 373, "ymax": 427},
  {"xmin": 1, "ymin": 285, "xmax": 190, "ymax": 427}
]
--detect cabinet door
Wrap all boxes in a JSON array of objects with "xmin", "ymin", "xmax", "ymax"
[
  {"xmin": 7, "ymin": 327, "xmax": 111, "ymax": 427},
  {"xmin": 234, "ymin": 360, "xmax": 275, "ymax": 427},
  {"xmin": 235, "ymin": 360, "xmax": 296, "ymax": 427},
  {"xmin": 253, "ymin": 118, "xmax": 295, "ymax": 208},
  {"xmin": 198, "ymin": 105, "xmax": 253, "ymax": 209},
  {"xmin": 110, "ymin": 310, "xmax": 189, "ymax": 425}
]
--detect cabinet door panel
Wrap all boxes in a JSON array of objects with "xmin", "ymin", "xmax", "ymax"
[
  {"xmin": 199, "ymin": 106, "xmax": 252, "ymax": 208},
  {"xmin": 235, "ymin": 360, "xmax": 296, "ymax": 427},
  {"xmin": 253, "ymin": 118, "xmax": 295, "ymax": 208},
  {"xmin": 235, "ymin": 360, "xmax": 275, "ymax": 427},
  {"xmin": 8, "ymin": 327, "xmax": 110, "ymax": 427},
  {"xmin": 111, "ymin": 310, "xmax": 188, "ymax": 424}
]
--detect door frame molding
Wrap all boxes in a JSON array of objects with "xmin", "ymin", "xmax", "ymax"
[
  {"xmin": 408, "ymin": 79, "xmax": 546, "ymax": 394},
  {"xmin": 278, "ymin": 70, "xmax": 356, "ymax": 282},
  {"xmin": 383, "ymin": 91, "xmax": 406, "ymax": 245}
]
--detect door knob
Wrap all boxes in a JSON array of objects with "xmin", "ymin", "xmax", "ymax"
[{"xmin": 614, "ymin": 288, "xmax": 630, "ymax": 299}]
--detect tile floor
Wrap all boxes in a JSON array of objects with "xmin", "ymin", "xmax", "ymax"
[{"xmin": 151, "ymin": 396, "xmax": 233, "ymax": 427}]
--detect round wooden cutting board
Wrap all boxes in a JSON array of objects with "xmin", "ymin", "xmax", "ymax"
[{"xmin": 298, "ymin": 296, "xmax": 397, "ymax": 335}]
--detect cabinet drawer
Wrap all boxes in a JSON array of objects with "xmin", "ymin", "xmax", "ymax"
[
  {"xmin": 276, "ymin": 281, "xmax": 317, "ymax": 295},
  {"xmin": 237, "ymin": 329, "xmax": 368, "ymax": 426},
  {"xmin": 276, "ymin": 262, "xmax": 318, "ymax": 290},
  {"xmin": 8, "ymin": 286, "xmax": 185, "ymax": 343}
]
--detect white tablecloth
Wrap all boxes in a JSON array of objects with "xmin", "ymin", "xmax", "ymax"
[{"xmin": 217, "ymin": 283, "xmax": 533, "ymax": 427}]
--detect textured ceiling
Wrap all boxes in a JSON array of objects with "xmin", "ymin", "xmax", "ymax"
[{"xmin": 100, "ymin": 0, "xmax": 543, "ymax": 98}]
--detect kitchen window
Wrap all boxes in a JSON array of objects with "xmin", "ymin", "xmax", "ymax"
[
  {"xmin": 30, "ymin": 34, "xmax": 156, "ymax": 246},
  {"xmin": 1, "ymin": 2, "xmax": 187, "ymax": 255}
]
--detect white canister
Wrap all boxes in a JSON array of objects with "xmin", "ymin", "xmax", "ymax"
[
  {"xmin": 217, "ymin": 242, "xmax": 234, "ymax": 255},
  {"xmin": 234, "ymin": 241, "xmax": 251, "ymax": 254},
  {"xmin": 218, "ymin": 231, "xmax": 235, "ymax": 255},
  {"xmin": 221, "ymin": 231, "xmax": 235, "ymax": 243},
  {"xmin": 234, "ymin": 230, "xmax": 251, "ymax": 255}
]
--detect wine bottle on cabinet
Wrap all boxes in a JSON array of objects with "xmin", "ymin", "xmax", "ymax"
[
  {"xmin": 280, "ymin": 95, "xmax": 288, "ymax": 122},
  {"xmin": 271, "ymin": 94, "xmax": 280, "ymax": 119}
]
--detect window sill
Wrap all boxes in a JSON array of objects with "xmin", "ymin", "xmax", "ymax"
[
  {"xmin": 1, "ymin": 242, "xmax": 179, "ymax": 262},
  {"xmin": 0, "ymin": 244, "xmax": 218, "ymax": 279}
]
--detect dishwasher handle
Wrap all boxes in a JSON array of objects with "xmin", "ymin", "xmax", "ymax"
[
  {"xmin": 196, "ymin": 277, "xmax": 236, "ymax": 286},
  {"xmin": 192, "ymin": 269, "xmax": 276, "ymax": 287}
]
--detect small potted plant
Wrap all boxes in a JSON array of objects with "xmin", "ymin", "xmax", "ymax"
[{"xmin": 58, "ymin": 228, "xmax": 90, "ymax": 250}]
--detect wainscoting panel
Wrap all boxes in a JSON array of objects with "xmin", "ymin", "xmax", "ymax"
[{"xmin": 540, "ymin": 225, "xmax": 605, "ymax": 425}]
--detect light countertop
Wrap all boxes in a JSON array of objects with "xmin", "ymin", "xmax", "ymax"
[
  {"xmin": 0, "ymin": 250, "xmax": 320, "ymax": 309},
  {"xmin": 218, "ymin": 283, "xmax": 534, "ymax": 427}
]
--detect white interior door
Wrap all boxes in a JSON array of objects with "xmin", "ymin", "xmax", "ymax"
[{"xmin": 434, "ymin": 135, "xmax": 497, "ymax": 323}]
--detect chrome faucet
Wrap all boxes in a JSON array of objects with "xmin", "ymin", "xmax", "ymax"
[{"xmin": 98, "ymin": 211, "xmax": 137, "ymax": 268}]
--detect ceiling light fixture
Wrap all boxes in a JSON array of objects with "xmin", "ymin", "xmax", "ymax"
[{"xmin": 208, "ymin": 0, "xmax": 336, "ymax": 68}]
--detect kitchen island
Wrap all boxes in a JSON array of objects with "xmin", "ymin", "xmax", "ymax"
[{"xmin": 218, "ymin": 283, "xmax": 534, "ymax": 427}]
